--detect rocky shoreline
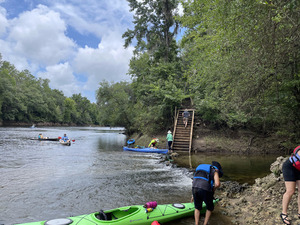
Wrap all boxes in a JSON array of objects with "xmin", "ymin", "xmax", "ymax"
[
  {"xmin": 213, "ymin": 156, "xmax": 299, "ymax": 224},
  {"xmin": 132, "ymin": 127, "xmax": 297, "ymax": 224}
]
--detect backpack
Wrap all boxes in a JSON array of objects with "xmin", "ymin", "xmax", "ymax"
[
  {"xmin": 290, "ymin": 146, "xmax": 300, "ymax": 171},
  {"xmin": 193, "ymin": 164, "xmax": 215, "ymax": 189}
]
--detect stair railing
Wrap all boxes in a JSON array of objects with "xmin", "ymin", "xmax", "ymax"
[
  {"xmin": 171, "ymin": 108, "xmax": 180, "ymax": 150},
  {"xmin": 189, "ymin": 110, "xmax": 195, "ymax": 153}
]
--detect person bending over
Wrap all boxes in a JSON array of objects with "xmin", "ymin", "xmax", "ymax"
[{"xmin": 192, "ymin": 161, "xmax": 223, "ymax": 225}]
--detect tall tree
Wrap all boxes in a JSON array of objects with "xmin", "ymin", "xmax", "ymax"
[
  {"xmin": 121, "ymin": 0, "xmax": 188, "ymax": 134},
  {"xmin": 96, "ymin": 81, "xmax": 135, "ymax": 131},
  {"xmin": 123, "ymin": 0, "xmax": 180, "ymax": 62}
]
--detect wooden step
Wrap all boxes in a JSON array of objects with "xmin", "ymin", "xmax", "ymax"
[
  {"xmin": 175, "ymin": 134, "xmax": 190, "ymax": 137},
  {"xmin": 174, "ymin": 140, "xmax": 189, "ymax": 143},
  {"xmin": 173, "ymin": 148, "xmax": 190, "ymax": 151},
  {"xmin": 173, "ymin": 142, "xmax": 190, "ymax": 146}
]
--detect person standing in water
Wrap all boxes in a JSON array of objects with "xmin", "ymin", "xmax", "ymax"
[{"xmin": 192, "ymin": 161, "xmax": 223, "ymax": 225}]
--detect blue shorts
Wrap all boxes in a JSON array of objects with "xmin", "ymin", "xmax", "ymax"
[{"xmin": 192, "ymin": 187, "xmax": 214, "ymax": 211}]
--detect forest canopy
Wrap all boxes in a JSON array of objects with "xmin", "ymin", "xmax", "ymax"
[{"xmin": 0, "ymin": 55, "xmax": 100, "ymax": 125}]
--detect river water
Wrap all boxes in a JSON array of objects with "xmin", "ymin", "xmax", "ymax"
[{"xmin": 0, "ymin": 127, "xmax": 280, "ymax": 225}]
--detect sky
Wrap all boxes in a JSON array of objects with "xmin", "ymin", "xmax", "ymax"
[{"xmin": 0, "ymin": 0, "xmax": 137, "ymax": 102}]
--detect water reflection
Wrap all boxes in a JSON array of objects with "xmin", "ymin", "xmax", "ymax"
[{"xmin": 173, "ymin": 152, "xmax": 280, "ymax": 184}]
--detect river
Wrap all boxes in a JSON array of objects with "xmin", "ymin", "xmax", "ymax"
[{"xmin": 0, "ymin": 127, "xmax": 280, "ymax": 225}]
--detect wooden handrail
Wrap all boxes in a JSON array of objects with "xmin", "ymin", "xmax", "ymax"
[
  {"xmin": 189, "ymin": 110, "xmax": 195, "ymax": 153},
  {"xmin": 171, "ymin": 109, "xmax": 179, "ymax": 150}
]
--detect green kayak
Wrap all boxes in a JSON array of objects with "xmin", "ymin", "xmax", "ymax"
[{"xmin": 15, "ymin": 200, "xmax": 219, "ymax": 225}]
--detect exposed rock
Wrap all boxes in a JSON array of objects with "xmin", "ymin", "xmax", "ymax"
[
  {"xmin": 270, "ymin": 156, "xmax": 287, "ymax": 176},
  {"xmin": 217, "ymin": 156, "xmax": 300, "ymax": 224}
]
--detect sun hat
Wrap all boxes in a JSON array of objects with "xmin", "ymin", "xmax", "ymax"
[
  {"xmin": 212, "ymin": 161, "xmax": 223, "ymax": 178},
  {"xmin": 167, "ymin": 130, "xmax": 172, "ymax": 134}
]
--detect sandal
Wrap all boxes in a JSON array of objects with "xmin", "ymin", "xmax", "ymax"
[{"xmin": 280, "ymin": 213, "xmax": 291, "ymax": 224}]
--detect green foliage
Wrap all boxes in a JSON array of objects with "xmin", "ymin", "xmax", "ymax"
[
  {"xmin": 128, "ymin": 52, "xmax": 186, "ymax": 134},
  {"xmin": 0, "ymin": 55, "xmax": 100, "ymax": 125},
  {"xmin": 178, "ymin": 0, "xmax": 300, "ymax": 139},
  {"xmin": 96, "ymin": 81, "xmax": 135, "ymax": 131}
]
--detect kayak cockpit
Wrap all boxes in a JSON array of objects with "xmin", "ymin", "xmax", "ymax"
[{"xmin": 95, "ymin": 206, "xmax": 140, "ymax": 221}]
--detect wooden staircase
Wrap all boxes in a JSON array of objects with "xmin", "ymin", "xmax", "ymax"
[{"xmin": 172, "ymin": 109, "xmax": 195, "ymax": 152}]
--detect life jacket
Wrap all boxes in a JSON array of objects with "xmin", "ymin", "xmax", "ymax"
[
  {"xmin": 290, "ymin": 146, "xmax": 300, "ymax": 171},
  {"xmin": 144, "ymin": 201, "xmax": 157, "ymax": 209},
  {"xmin": 193, "ymin": 164, "xmax": 216, "ymax": 189}
]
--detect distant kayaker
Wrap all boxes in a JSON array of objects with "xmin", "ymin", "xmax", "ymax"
[
  {"xmin": 148, "ymin": 138, "xmax": 159, "ymax": 148},
  {"xmin": 280, "ymin": 145, "xmax": 300, "ymax": 225},
  {"xmin": 182, "ymin": 109, "xmax": 190, "ymax": 128},
  {"xmin": 38, "ymin": 133, "xmax": 43, "ymax": 139},
  {"xmin": 61, "ymin": 134, "xmax": 70, "ymax": 143},
  {"xmin": 166, "ymin": 130, "xmax": 173, "ymax": 152},
  {"xmin": 191, "ymin": 161, "xmax": 223, "ymax": 225}
]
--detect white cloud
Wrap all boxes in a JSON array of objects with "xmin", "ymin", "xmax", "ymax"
[
  {"xmin": 8, "ymin": 5, "xmax": 76, "ymax": 66},
  {"xmin": 37, "ymin": 62, "xmax": 80, "ymax": 97},
  {"xmin": 52, "ymin": 1, "xmax": 132, "ymax": 38},
  {"xmin": 73, "ymin": 32, "xmax": 133, "ymax": 91},
  {"xmin": 177, "ymin": 2, "xmax": 184, "ymax": 16}
]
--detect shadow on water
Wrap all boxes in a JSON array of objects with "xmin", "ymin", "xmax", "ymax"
[{"xmin": 172, "ymin": 152, "xmax": 281, "ymax": 184}]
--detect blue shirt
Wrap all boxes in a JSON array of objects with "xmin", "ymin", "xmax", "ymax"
[{"xmin": 62, "ymin": 136, "xmax": 69, "ymax": 141}]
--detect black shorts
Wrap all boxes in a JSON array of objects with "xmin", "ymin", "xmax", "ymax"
[
  {"xmin": 282, "ymin": 159, "xmax": 300, "ymax": 181},
  {"xmin": 192, "ymin": 187, "xmax": 214, "ymax": 211}
]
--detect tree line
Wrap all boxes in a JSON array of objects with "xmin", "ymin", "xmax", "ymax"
[{"xmin": 0, "ymin": 55, "xmax": 100, "ymax": 126}]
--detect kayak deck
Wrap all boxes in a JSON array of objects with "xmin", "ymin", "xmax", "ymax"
[
  {"xmin": 123, "ymin": 146, "xmax": 168, "ymax": 154},
  {"xmin": 31, "ymin": 138, "xmax": 59, "ymax": 141},
  {"xmin": 15, "ymin": 200, "xmax": 219, "ymax": 225},
  {"xmin": 59, "ymin": 140, "xmax": 71, "ymax": 146}
]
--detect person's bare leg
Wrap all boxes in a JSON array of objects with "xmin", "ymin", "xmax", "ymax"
[
  {"xmin": 296, "ymin": 180, "xmax": 300, "ymax": 216},
  {"xmin": 282, "ymin": 182, "xmax": 296, "ymax": 214},
  {"xmin": 194, "ymin": 209, "xmax": 200, "ymax": 225},
  {"xmin": 281, "ymin": 181, "xmax": 295, "ymax": 225},
  {"xmin": 203, "ymin": 210, "xmax": 212, "ymax": 225}
]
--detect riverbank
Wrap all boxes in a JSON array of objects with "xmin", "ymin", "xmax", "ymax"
[
  {"xmin": 0, "ymin": 121, "xmax": 107, "ymax": 128},
  {"xmin": 129, "ymin": 127, "xmax": 296, "ymax": 224},
  {"xmin": 130, "ymin": 124, "xmax": 293, "ymax": 155},
  {"xmin": 216, "ymin": 156, "xmax": 298, "ymax": 224}
]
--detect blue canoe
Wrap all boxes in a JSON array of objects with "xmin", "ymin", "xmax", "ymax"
[{"xmin": 123, "ymin": 146, "xmax": 168, "ymax": 154}]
